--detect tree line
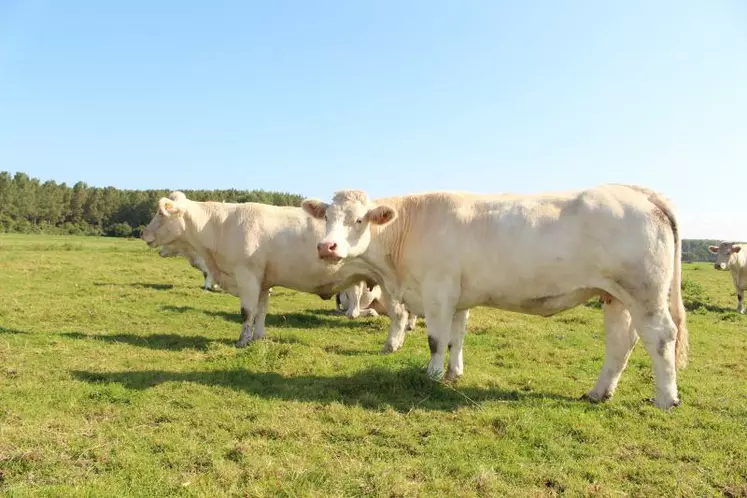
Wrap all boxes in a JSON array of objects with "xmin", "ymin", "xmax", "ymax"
[
  {"xmin": 0, "ymin": 171, "xmax": 304, "ymax": 238},
  {"xmin": 682, "ymin": 239, "xmax": 720, "ymax": 264},
  {"xmin": 0, "ymin": 171, "xmax": 731, "ymax": 261}
]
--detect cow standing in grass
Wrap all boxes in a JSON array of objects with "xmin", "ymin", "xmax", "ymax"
[
  {"xmin": 159, "ymin": 242, "xmax": 220, "ymax": 291},
  {"xmin": 302, "ymin": 184, "xmax": 689, "ymax": 409},
  {"xmin": 141, "ymin": 191, "xmax": 415, "ymax": 350},
  {"xmin": 336, "ymin": 281, "xmax": 419, "ymax": 330},
  {"xmin": 709, "ymin": 242, "xmax": 747, "ymax": 313}
]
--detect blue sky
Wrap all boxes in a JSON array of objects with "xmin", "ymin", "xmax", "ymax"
[{"xmin": 1, "ymin": 1, "xmax": 745, "ymax": 239}]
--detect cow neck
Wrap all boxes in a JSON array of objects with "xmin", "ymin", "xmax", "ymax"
[
  {"xmin": 369, "ymin": 195, "xmax": 412, "ymax": 278},
  {"xmin": 731, "ymin": 248, "xmax": 747, "ymax": 274},
  {"xmin": 182, "ymin": 201, "xmax": 216, "ymax": 252}
]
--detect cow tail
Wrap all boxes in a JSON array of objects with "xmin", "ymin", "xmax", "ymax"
[
  {"xmin": 629, "ymin": 186, "xmax": 689, "ymax": 369},
  {"xmin": 667, "ymin": 211, "xmax": 689, "ymax": 370}
]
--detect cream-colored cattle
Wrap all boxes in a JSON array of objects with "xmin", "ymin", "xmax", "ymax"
[
  {"xmin": 159, "ymin": 242, "xmax": 219, "ymax": 291},
  {"xmin": 302, "ymin": 184, "xmax": 689, "ymax": 409},
  {"xmin": 336, "ymin": 282, "xmax": 418, "ymax": 330},
  {"xmin": 141, "ymin": 191, "xmax": 414, "ymax": 349},
  {"xmin": 336, "ymin": 281, "xmax": 386, "ymax": 317},
  {"xmin": 709, "ymin": 242, "xmax": 747, "ymax": 313}
]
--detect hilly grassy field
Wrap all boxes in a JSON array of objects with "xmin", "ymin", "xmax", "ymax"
[{"xmin": 0, "ymin": 234, "xmax": 745, "ymax": 497}]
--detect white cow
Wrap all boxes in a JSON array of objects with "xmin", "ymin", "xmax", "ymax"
[
  {"xmin": 302, "ymin": 184, "xmax": 689, "ymax": 409},
  {"xmin": 336, "ymin": 281, "xmax": 419, "ymax": 330},
  {"xmin": 709, "ymin": 242, "xmax": 747, "ymax": 313},
  {"xmin": 159, "ymin": 242, "xmax": 220, "ymax": 291},
  {"xmin": 336, "ymin": 281, "xmax": 386, "ymax": 317},
  {"xmin": 141, "ymin": 191, "xmax": 414, "ymax": 349}
]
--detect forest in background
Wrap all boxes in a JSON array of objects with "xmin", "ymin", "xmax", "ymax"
[
  {"xmin": 0, "ymin": 171, "xmax": 303, "ymax": 238},
  {"xmin": 0, "ymin": 171, "xmax": 731, "ymax": 261}
]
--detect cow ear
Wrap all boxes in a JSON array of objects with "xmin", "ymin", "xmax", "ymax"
[
  {"xmin": 158, "ymin": 197, "xmax": 185, "ymax": 217},
  {"xmin": 366, "ymin": 205, "xmax": 397, "ymax": 225},
  {"xmin": 709, "ymin": 246, "xmax": 719, "ymax": 253},
  {"xmin": 168, "ymin": 191, "xmax": 187, "ymax": 203},
  {"xmin": 732, "ymin": 245, "xmax": 742, "ymax": 254},
  {"xmin": 302, "ymin": 199, "xmax": 329, "ymax": 219}
]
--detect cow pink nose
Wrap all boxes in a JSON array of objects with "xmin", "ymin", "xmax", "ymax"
[{"xmin": 317, "ymin": 241, "xmax": 337, "ymax": 255}]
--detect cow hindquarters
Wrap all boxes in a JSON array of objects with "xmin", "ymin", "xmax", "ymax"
[{"xmin": 585, "ymin": 299, "xmax": 638, "ymax": 402}]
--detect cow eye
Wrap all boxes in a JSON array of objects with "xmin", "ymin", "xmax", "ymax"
[{"xmin": 355, "ymin": 219, "xmax": 363, "ymax": 224}]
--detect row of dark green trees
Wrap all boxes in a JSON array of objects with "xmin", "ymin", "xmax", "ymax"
[
  {"xmin": 0, "ymin": 171, "xmax": 728, "ymax": 261},
  {"xmin": 0, "ymin": 171, "xmax": 303, "ymax": 238}
]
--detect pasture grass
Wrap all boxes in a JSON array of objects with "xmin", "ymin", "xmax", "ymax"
[{"xmin": 0, "ymin": 234, "xmax": 745, "ymax": 497}]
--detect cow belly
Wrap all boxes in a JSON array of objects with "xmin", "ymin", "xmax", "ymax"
[{"xmin": 499, "ymin": 288, "xmax": 599, "ymax": 316}]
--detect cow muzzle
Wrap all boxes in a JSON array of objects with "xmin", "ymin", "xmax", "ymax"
[
  {"xmin": 141, "ymin": 232, "xmax": 157, "ymax": 248},
  {"xmin": 317, "ymin": 241, "xmax": 342, "ymax": 262}
]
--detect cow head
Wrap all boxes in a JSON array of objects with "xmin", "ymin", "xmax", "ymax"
[
  {"xmin": 709, "ymin": 242, "xmax": 742, "ymax": 270},
  {"xmin": 141, "ymin": 191, "xmax": 188, "ymax": 248},
  {"xmin": 301, "ymin": 190, "xmax": 397, "ymax": 262}
]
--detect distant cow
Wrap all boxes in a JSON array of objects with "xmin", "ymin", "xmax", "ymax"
[
  {"xmin": 709, "ymin": 242, "xmax": 747, "ymax": 313},
  {"xmin": 141, "ymin": 192, "xmax": 415, "ymax": 350},
  {"xmin": 302, "ymin": 184, "xmax": 689, "ymax": 409},
  {"xmin": 336, "ymin": 281, "xmax": 386, "ymax": 317},
  {"xmin": 336, "ymin": 281, "xmax": 419, "ymax": 330},
  {"xmin": 159, "ymin": 242, "xmax": 219, "ymax": 291}
]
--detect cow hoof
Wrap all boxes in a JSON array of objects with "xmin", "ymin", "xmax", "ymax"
[
  {"xmin": 579, "ymin": 393, "xmax": 597, "ymax": 403},
  {"xmin": 444, "ymin": 368, "xmax": 462, "ymax": 382},
  {"xmin": 235, "ymin": 340, "xmax": 249, "ymax": 348},
  {"xmin": 580, "ymin": 392, "xmax": 610, "ymax": 404},
  {"xmin": 381, "ymin": 342, "xmax": 397, "ymax": 354},
  {"xmin": 581, "ymin": 390, "xmax": 613, "ymax": 403},
  {"xmin": 648, "ymin": 396, "xmax": 681, "ymax": 410}
]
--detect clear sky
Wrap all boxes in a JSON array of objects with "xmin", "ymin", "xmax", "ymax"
[{"xmin": 1, "ymin": 1, "xmax": 745, "ymax": 239}]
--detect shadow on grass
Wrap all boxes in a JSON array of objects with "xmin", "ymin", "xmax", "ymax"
[
  {"xmin": 586, "ymin": 296, "xmax": 736, "ymax": 315},
  {"xmin": 61, "ymin": 331, "xmax": 311, "ymax": 351},
  {"xmin": 71, "ymin": 364, "xmax": 578, "ymax": 412},
  {"xmin": 94, "ymin": 282, "xmax": 174, "ymax": 290},
  {"xmin": 160, "ymin": 305, "xmax": 380, "ymax": 330},
  {"xmin": 322, "ymin": 344, "xmax": 379, "ymax": 356},
  {"xmin": 62, "ymin": 331, "xmax": 234, "ymax": 351},
  {"xmin": 684, "ymin": 300, "xmax": 735, "ymax": 313},
  {"xmin": 0, "ymin": 326, "xmax": 28, "ymax": 335}
]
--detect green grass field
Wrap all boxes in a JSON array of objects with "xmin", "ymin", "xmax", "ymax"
[{"xmin": 1, "ymin": 234, "xmax": 745, "ymax": 497}]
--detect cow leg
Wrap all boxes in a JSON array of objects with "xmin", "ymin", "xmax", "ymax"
[
  {"xmin": 738, "ymin": 290, "xmax": 744, "ymax": 313},
  {"xmin": 206, "ymin": 272, "xmax": 219, "ymax": 291},
  {"xmin": 585, "ymin": 298, "xmax": 638, "ymax": 402},
  {"xmin": 423, "ymin": 289, "xmax": 459, "ymax": 379},
  {"xmin": 379, "ymin": 288, "xmax": 409, "ymax": 353},
  {"xmin": 445, "ymin": 309, "xmax": 469, "ymax": 381},
  {"xmin": 345, "ymin": 282, "xmax": 365, "ymax": 319},
  {"xmin": 406, "ymin": 312, "xmax": 417, "ymax": 331},
  {"xmin": 632, "ymin": 306, "xmax": 680, "ymax": 409},
  {"xmin": 235, "ymin": 273, "xmax": 262, "ymax": 348},
  {"xmin": 424, "ymin": 309, "xmax": 454, "ymax": 379},
  {"xmin": 252, "ymin": 289, "xmax": 271, "ymax": 340}
]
